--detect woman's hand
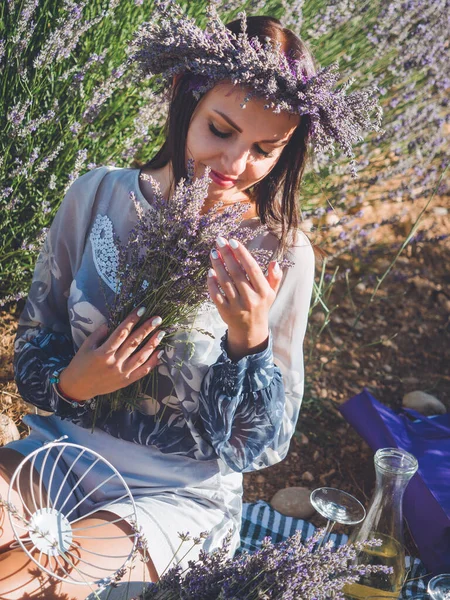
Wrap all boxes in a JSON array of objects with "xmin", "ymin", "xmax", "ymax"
[
  {"xmin": 207, "ymin": 236, "xmax": 283, "ymax": 361},
  {"xmin": 58, "ymin": 308, "xmax": 165, "ymax": 402}
]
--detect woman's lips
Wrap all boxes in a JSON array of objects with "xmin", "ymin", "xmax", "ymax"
[{"xmin": 209, "ymin": 169, "xmax": 237, "ymax": 188}]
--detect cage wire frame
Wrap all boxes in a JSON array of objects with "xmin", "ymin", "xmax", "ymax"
[{"xmin": 7, "ymin": 436, "xmax": 140, "ymax": 587}]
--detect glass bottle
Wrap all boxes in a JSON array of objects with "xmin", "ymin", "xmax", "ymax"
[{"xmin": 344, "ymin": 448, "xmax": 418, "ymax": 599}]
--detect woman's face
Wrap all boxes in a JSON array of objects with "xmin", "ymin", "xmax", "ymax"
[{"xmin": 186, "ymin": 82, "xmax": 300, "ymax": 209}]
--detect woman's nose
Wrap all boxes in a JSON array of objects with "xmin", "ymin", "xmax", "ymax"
[{"xmin": 222, "ymin": 146, "xmax": 250, "ymax": 176}]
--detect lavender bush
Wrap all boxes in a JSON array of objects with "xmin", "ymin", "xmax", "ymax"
[
  {"xmin": 0, "ymin": 0, "xmax": 156, "ymax": 302},
  {"xmin": 139, "ymin": 529, "xmax": 391, "ymax": 600}
]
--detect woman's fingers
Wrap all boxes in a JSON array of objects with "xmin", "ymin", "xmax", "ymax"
[
  {"xmin": 266, "ymin": 260, "xmax": 283, "ymax": 293},
  {"xmin": 216, "ymin": 237, "xmax": 281, "ymax": 296},
  {"xmin": 103, "ymin": 307, "xmax": 147, "ymax": 354},
  {"xmin": 124, "ymin": 329, "xmax": 166, "ymax": 376},
  {"xmin": 226, "ymin": 239, "xmax": 267, "ymax": 294},
  {"xmin": 210, "ymin": 248, "xmax": 239, "ymax": 301},
  {"xmin": 102, "ymin": 309, "xmax": 162, "ymax": 360},
  {"xmin": 207, "ymin": 267, "xmax": 227, "ymax": 307},
  {"xmin": 115, "ymin": 316, "xmax": 163, "ymax": 363}
]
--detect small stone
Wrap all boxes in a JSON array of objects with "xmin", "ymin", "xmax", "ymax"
[
  {"xmin": 298, "ymin": 433, "xmax": 309, "ymax": 445},
  {"xmin": 437, "ymin": 293, "xmax": 450, "ymax": 313},
  {"xmin": 334, "ymin": 336, "xmax": 344, "ymax": 346},
  {"xmin": 270, "ymin": 487, "xmax": 316, "ymax": 520},
  {"xmin": 311, "ymin": 311, "xmax": 326, "ymax": 324},
  {"xmin": 0, "ymin": 415, "xmax": 20, "ymax": 446},
  {"xmin": 377, "ymin": 259, "xmax": 391, "ymax": 271},
  {"xmin": 255, "ymin": 474, "xmax": 266, "ymax": 484},
  {"xmin": 402, "ymin": 376, "xmax": 419, "ymax": 386},
  {"xmin": 351, "ymin": 359, "xmax": 361, "ymax": 369},
  {"xmin": 355, "ymin": 282, "xmax": 366, "ymax": 292},
  {"xmin": 316, "ymin": 343, "xmax": 332, "ymax": 352},
  {"xmin": 403, "ymin": 391, "xmax": 446, "ymax": 415},
  {"xmin": 326, "ymin": 213, "xmax": 341, "ymax": 227},
  {"xmin": 432, "ymin": 206, "xmax": 448, "ymax": 216},
  {"xmin": 383, "ymin": 364, "xmax": 393, "ymax": 373},
  {"xmin": 301, "ymin": 471, "xmax": 314, "ymax": 483},
  {"xmin": 319, "ymin": 469, "xmax": 336, "ymax": 485},
  {"xmin": 313, "ymin": 450, "xmax": 320, "ymax": 461},
  {"xmin": 346, "ymin": 318, "xmax": 364, "ymax": 330},
  {"xmin": 319, "ymin": 389, "xmax": 328, "ymax": 399}
]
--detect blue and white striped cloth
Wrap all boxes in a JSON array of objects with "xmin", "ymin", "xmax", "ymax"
[{"xmin": 239, "ymin": 501, "xmax": 428, "ymax": 598}]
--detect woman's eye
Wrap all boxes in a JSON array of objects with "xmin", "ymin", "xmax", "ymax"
[
  {"xmin": 209, "ymin": 122, "xmax": 274, "ymax": 158},
  {"xmin": 209, "ymin": 123, "xmax": 230, "ymax": 139},
  {"xmin": 255, "ymin": 146, "xmax": 273, "ymax": 158}
]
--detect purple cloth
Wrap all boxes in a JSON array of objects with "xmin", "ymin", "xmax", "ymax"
[{"xmin": 339, "ymin": 388, "xmax": 450, "ymax": 575}]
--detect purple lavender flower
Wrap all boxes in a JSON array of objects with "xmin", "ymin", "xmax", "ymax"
[{"xmin": 140, "ymin": 528, "xmax": 392, "ymax": 599}]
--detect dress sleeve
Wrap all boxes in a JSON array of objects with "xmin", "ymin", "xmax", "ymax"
[
  {"xmin": 13, "ymin": 167, "xmax": 111, "ymax": 416},
  {"xmin": 198, "ymin": 331, "xmax": 285, "ymax": 472},
  {"xmin": 198, "ymin": 233, "xmax": 315, "ymax": 472}
]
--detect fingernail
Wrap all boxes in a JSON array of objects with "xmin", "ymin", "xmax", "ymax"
[
  {"xmin": 156, "ymin": 330, "xmax": 166, "ymax": 342},
  {"xmin": 157, "ymin": 349, "xmax": 164, "ymax": 359},
  {"xmin": 137, "ymin": 307, "xmax": 145, "ymax": 317},
  {"xmin": 273, "ymin": 261, "xmax": 281, "ymax": 275},
  {"xmin": 151, "ymin": 316, "xmax": 162, "ymax": 327},
  {"xmin": 229, "ymin": 238, "xmax": 239, "ymax": 249},
  {"xmin": 211, "ymin": 248, "xmax": 219, "ymax": 260},
  {"xmin": 216, "ymin": 236, "xmax": 227, "ymax": 248},
  {"xmin": 208, "ymin": 268, "xmax": 216, "ymax": 278}
]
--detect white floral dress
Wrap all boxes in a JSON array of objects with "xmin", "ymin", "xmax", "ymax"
[{"xmin": 9, "ymin": 166, "xmax": 315, "ymax": 577}]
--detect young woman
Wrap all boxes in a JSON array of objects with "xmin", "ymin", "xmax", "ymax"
[{"xmin": 0, "ymin": 6, "xmax": 379, "ymax": 598}]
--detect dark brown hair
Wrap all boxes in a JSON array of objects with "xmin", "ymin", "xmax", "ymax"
[{"xmin": 139, "ymin": 16, "xmax": 317, "ymax": 253}]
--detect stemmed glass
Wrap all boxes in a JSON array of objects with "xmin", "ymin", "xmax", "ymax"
[
  {"xmin": 310, "ymin": 487, "xmax": 366, "ymax": 548},
  {"xmin": 428, "ymin": 574, "xmax": 450, "ymax": 600}
]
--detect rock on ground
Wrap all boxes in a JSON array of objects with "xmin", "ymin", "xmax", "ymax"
[
  {"xmin": 270, "ymin": 486, "xmax": 316, "ymax": 519},
  {"xmin": 402, "ymin": 390, "xmax": 447, "ymax": 415}
]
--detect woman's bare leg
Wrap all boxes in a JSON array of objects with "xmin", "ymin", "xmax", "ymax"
[
  {"xmin": 0, "ymin": 448, "xmax": 43, "ymax": 551},
  {"xmin": 0, "ymin": 510, "xmax": 158, "ymax": 599}
]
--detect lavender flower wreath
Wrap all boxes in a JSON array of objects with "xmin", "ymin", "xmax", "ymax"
[{"xmin": 129, "ymin": 0, "xmax": 383, "ymax": 176}]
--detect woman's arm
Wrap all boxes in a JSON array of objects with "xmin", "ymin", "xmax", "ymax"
[
  {"xmin": 13, "ymin": 167, "xmax": 112, "ymax": 416},
  {"xmin": 198, "ymin": 330, "xmax": 285, "ymax": 472},
  {"xmin": 198, "ymin": 235, "xmax": 315, "ymax": 472}
]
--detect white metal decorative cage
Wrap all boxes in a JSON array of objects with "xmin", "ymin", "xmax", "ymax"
[{"xmin": 7, "ymin": 436, "xmax": 139, "ymax": 588}]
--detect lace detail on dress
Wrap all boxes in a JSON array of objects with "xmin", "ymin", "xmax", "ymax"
[
  {"xmin": 90, "ymin": 213, "xmax": 150, "ymax": 295},
  {"xmin": 90, "ymin": 214, "xmax": 119, "ymax": 293}
]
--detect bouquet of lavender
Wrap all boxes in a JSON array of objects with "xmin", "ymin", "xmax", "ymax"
[
  {"xmin": 139, "ymin": 529, "xmax": 392, "ymax": 600},
  {"xmin": 93, "ymin": 161, "xmax": 275, "ymax": 419}
]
